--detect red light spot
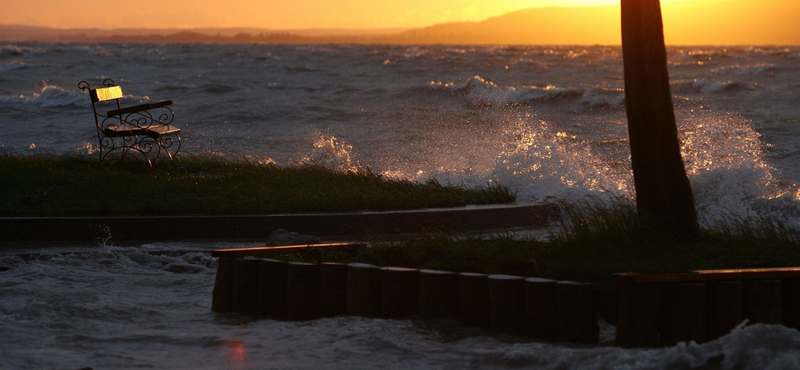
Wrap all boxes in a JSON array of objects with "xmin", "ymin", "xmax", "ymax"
[{"xmin": 229, "ymin": 340, "xmax": 245, "ymax": 362}]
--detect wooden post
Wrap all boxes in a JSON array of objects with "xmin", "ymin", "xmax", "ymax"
[
  {"xmin": 616, "ymin": 282, "xmax": 662, "ymax": 348},
  {"xmin": 231, "ymin": 258, "xmax": 261, "ymax": 314},
  {"xmin": 211, "ymin": 256, "xmax": 235, "ymax": 313},
  {"xmin": 705, "ymin": 281, "xmax": 744, "ymax": 340},
  {"xmin": 660, "ymin": 282, "xmax": 705, "ymax": 345},
  {"xmin": 286, "ymin": 262, "xmax": 321, "ymax": 321},
  {"xmin": 488, "ymin": 274, "xmax": 526, "ymax": 335},
  {"xmin": 319, "ymin": 262, "xmax": 348, "ymax": 317},
  {"xmin": 418, "ymin": 269, "xmax": 459, "ymax": 319},
  {"xmin": 459, "ymin": 272, "xmax": 491, "ymax": 327},
  {"xmin": 380, "ymin": 267, "xmax": 420, "ymax": 318},
  {"xmin": 621, "ymin": 0, "xmax": 698, "ymax": 237},
  {"xmin": 782, "ymin": 279, "xmax": 800, "ymax": 330},
  {"xmin": 557, "ymin": 282, "xmax": 599, "ymax": 344},
  {"xmin": 347, "ymin": 263, "xmax": 382, "ymax": 317},
  {"xmin": 744, "ymin": 280, "xmax": 782, "ymax": 325},
  {"xmin": 524, "ymin": 277, "xmax": 559, "ymax": 341},
  {"xmin": 259, "ymin": 259, "xmax": 288, "ymax": 319}
]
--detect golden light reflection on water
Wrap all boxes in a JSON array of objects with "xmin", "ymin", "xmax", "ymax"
[{"xmin": 228, "ymin": 340, "xmax": 246, "ymax": 364}]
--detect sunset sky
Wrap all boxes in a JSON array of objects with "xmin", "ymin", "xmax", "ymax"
[
  {"xmin": 1, "ymin": 0, "xmax": 713, "ymax": 30},
  {"xmin": 1, "ymin": 0, "xmax": 797, "ymax": 45}
]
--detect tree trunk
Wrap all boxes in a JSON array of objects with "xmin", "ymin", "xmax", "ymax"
[{"xmin": 621, "ymin": 0, "xmax": 699, "ymax": 237}]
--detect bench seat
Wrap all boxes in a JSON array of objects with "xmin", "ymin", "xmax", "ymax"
[
  {"xmin": 145, "ymin": 124, "xmax": 181, "ymax": 138},
  {"xmin": 103, "ymin": 125, "xmax": 148, "ymax": 137}
]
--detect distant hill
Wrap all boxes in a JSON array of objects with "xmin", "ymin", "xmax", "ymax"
[
  {"xmin": 393, "ymin": 5, "xmax": 619, "ymax": 45},
  {"xmin": 395, "ymin": 0, "xmax": 800, "ymax": 45},
  {"xmin": 1, "ymin": 0, "xmax": 797, "ymax": 45}
]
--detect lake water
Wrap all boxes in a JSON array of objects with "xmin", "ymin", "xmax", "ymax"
[{"xmin": 1, "ymin": 42, "xmax": 800, "ymax": 369}]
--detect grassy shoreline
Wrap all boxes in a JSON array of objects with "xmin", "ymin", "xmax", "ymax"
[
  {"xmin": 4, "ymin": 154, "xmax": 799, "ymax": 282},
  {"xmin": 273, "ymin": 198, "xmax": 800, "ymax": 283},
  {"xmin": 0, "ymin": 154, "xmax": 516, "ymax": 216}
]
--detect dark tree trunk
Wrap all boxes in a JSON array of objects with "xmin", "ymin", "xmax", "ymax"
[{"xmin": 621, "ymin": 0, "xmax": 699, "ymax": 237}]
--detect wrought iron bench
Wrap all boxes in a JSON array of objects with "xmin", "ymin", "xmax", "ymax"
[{"xmin": 79, "ymin": 79, "xmax": 181, "ymax": 169}]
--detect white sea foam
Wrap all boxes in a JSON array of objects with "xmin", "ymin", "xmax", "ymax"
[
  {"xmin": 689, "ymin": 78, "xmax": 753, "ymax": 93},
  {"xmin": 464, "ymin": 76, "xmax": 581, "ymax": 107},
  {"xmin": 0, "ymin": 84, "xmax": 87, "ymax": 108},
  {"xmin": 0, "ymin": 61, "xmax": 33, "ymax": 72},
  {"xmin": 712, "ymin": 63, "xmax": 777, "ymax": 76},
  {"xmin": 579, "ymin": 87, "xmax": 625, "ymax": 108}
]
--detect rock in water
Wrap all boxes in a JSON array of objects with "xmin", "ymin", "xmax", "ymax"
[{"xmin": 267, "ymin": 229, "xmax": 321, "ymax": 246}]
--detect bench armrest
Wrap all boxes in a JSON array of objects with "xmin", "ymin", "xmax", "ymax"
[{"xmin": 107, "ymin": 100, "xmax": 173, "ymax": 117}]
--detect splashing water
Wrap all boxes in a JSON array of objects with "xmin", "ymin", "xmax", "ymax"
[
  {"xmin": 490, "ymin": 115, "xmax": 633, "ymax": 203},
  {"xmin": 680, "ymin": 111, "xmax": 800, "ymax": 227},
  {"xmin": 300, "ymin": 133, "xmax": 358, "ymax": 172}
]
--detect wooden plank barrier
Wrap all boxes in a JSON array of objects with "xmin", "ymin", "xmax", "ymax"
[
  {"xmin": 459, "ymin": 272, "xmax": 491, "ymax": 327},
  {"xmin": 211, "ymin": 256, "xmax": 235, "ymax": 313},
  {"xmin": 287, "ymin": 262, "xmax": 321, "ymax": 321},
  {"xmin": 557, "ymin": 282, "xmax": 599, "ymax": 344},
  {"xmin": 616, "ymin": 267, "xmax": 800, "ymax": 348},
  {"xmin": 660, "ymin": 282, "xmax": 705, "ymax": 345},
  {"xmin": 231, "ymin": 259, "xmax": 261, "ymax": 315},
  {"xmin": 346, "ymin": 263, "xmax": 382, "ymax": 317},
  {"xmin": 782, "ymin": 279, "xmax": 800, "ymax": 330},
  {"xmin": 259, "ymin": 259, "xmax": 288, "ymax": 318},
  {"xmin": 418, "ymin": 269, "xmax": 459, "ymax": 319},
  {"xmin": 524, "ymin": 278, "xmax": 559, "ymax": 340},
  {"xmin": 488, "ymin": 275, "xmax": 527, "ymax": 335},
  {"xmin": 211, "ymin": 243, "xmax": 600, "ymax": 345},
  {"xmin": 211, "ymin": 243, "xmax": 364, "ymax": 316},
  {"xmin": 380, "ymin": 267, "xmax": 420, "ymax": 318},
  {"xmin": 319, "ymin": 262, "xmax": 348, "ymax": 317}
]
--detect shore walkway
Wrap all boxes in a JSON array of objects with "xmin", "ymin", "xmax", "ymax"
[{"xmin": 0, "ymin": 203, "xmax": 560, "ymax": 246}]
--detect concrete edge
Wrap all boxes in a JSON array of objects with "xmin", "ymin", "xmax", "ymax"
[{"xmin": 0, "ymin": 203, "xmax": 561, "ymax": 245}]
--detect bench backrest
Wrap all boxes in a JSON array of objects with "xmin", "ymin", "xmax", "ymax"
[
  {"xmin": 79, "ymin": 79, "xmax": 124, "ymax": 128},
  {"xmin": 90, "ymin": 85, "xmax": 123, "ymax": 103}
]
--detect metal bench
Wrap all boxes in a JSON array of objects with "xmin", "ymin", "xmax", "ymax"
[{"xmin": 79, "ymin": 79, "xmax": 181, "ymax": 169}]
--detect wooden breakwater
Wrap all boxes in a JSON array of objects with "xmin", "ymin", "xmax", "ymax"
[
  {"xmin": 210, "ymin": 244, "xmax": 600, "ymax": 345},
  {"xmin": 211, "ymin": 245, "xmax": 800, "ymax": 347},
  {"xmin": 616, "ymin": 268, "xmax": 800, "ymax": 347}
]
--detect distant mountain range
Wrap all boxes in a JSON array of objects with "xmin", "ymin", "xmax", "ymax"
[{"xmin": 1, "ymin": 0, "xmax": 797, "ymax": 45}]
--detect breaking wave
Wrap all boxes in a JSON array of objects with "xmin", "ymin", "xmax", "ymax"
[
  {"xmin": 0, "ymin": 84, "xmax": 88, "ymax": 109},
  {"xmin": 426, "ymin": 76, "xmax": 625, "ymax": 109}
]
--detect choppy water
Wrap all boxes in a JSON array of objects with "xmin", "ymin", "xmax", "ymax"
[
  {"xmin": 2, "ymin": 42, "xmax": 800, "ymax": 369},
  {"xmin": 3, "ymin": 245, "xmax": 800, "ymax": 370},
  {"xmin": 2, "ymin": 43, "xmax": 800, "ymax": 226}
]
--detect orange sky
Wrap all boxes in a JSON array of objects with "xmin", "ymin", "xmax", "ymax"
[
  {"xmin": 0, "ymin": 0, "xmax": 707, "ymax": 30},
  {"xmin": 1, "ymin": 0, "xmax": 796, "ymax": 45}
]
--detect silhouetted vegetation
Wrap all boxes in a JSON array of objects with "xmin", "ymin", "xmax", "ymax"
[
  {"xmin": 0, "ymin": 154, "xmax": 515, "ymax": 216},
  {"xmin": 278, "ymin": 197, "xmax": 800, "ymax": 282}
]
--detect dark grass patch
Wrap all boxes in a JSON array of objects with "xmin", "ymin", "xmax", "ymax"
[
  {"xmin": 0, "ymin": 154, "xmax": 515, "ymax": 216},
  {"xmin": 275, "ymin": 198, "xmax": 800, "ymax": 283}
]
